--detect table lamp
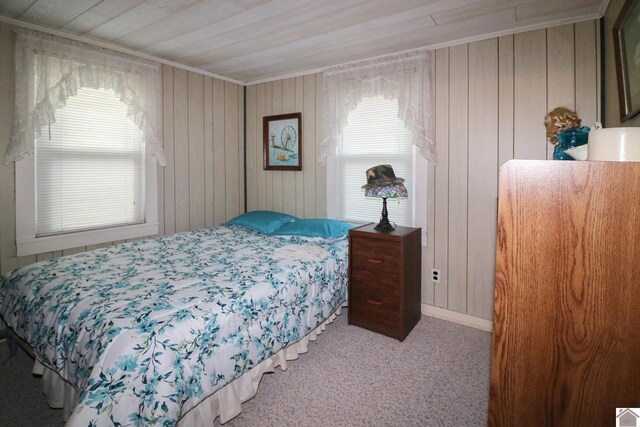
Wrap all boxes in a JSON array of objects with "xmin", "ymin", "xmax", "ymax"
[{"xmin": 362, "ymin": 164, "xmax": 408, "ymax": 232}]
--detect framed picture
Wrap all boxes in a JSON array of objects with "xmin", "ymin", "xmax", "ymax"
[
  {"xmin": 263, "ymin": 113, "xmax": 302, "ymax": 171},
  {"xmin": 613, "ymin": 0, "xmax": 640, "ymax": 121}
]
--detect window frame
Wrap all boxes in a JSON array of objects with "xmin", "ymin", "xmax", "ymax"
[
  {"xmin": 15, "ymin": 108, "xmax": 158, "ymax": 257},
  {"xmin": 11, "ymin": 31, "xmax": 162, "ymax": 257},
  {"xmin": 327, "ymin": 97, "xmax": 427, "ymax": 245}
]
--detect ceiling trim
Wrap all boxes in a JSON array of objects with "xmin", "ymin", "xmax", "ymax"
[
  {"xmin": 245, "ymin": 66, "xmax": 326, "ymax": 87},
  {"xmin": 600, "ymin": 0, "xmax": 612, "ymax": 16},
  {"xmin": 0, "ymin": 15, "xmax": 246, "ymax": 86},
  {"xmin": 0, "ymin": 3, "xmax": 607, "ymax": 87},
  {"xmin": 245, "ymin": 10, "xmax": 604, "ymax": 86},
  {"xmin": 421, "ymin": 11, "xmax": 602, "ymax": 51}
]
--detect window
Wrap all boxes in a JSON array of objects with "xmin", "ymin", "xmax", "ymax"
[
  {"xmin": 12, "ymin": 30, "xmax": 162, "ymax": 256},
  {"xmin": 35, "ymin": 87, "xmax": 145, "ymax": 236},
  {"xmin": 16, "ymin": 85, "xmax": 158, "ymax": 256},
  {"xmin": 328, "ymin": 96, "xmax": 427, "ymax": 236}
]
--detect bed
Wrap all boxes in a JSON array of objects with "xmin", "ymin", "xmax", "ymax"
[{"xmin": 0, "ymin": 223, "xmax": 349, "ymax": 425}]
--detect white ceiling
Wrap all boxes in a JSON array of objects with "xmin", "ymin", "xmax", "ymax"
[{"xmin": 0, "ymin": 0, "xmax": 609, "ymax": 84}]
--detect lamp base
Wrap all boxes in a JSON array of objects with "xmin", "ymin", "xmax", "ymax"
[
  {"xmin": 374, "ymin": 218, "xmax": 395, "ymax": 232},
  {"xmin": 374, "ymin": 197, "xmax": 395, "ymax": 232}
]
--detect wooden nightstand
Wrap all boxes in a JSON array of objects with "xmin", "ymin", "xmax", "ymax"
[{"xmin": 348, "ymin": 223, "xmax": 421, "ymax": 341}]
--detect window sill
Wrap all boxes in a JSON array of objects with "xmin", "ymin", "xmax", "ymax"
[{"xmin": 16, "ymin": 222, "xmax": 159, "ymax": 257}]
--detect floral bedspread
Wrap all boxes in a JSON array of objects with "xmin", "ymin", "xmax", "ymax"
[{"xmin": 0, "ymin": 226, "xmax": 348, "ymax": 426}]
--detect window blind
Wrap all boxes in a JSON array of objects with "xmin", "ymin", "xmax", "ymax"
[
  {"xmin": 336, "ymin": 96, "xmax": 414, "ymax": 226},
  {"xmin": 35, "ymin": 87, "xmax": 145, "ymax": 236}
]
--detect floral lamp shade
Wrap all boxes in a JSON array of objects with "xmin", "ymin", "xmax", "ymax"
[
  {"xmin": 364, "ymin": 182, "xmax": 408, "ymax": 198},
  {"xmin": 362, "ymin": 164, "xmax": 408, "ymax": 232}
]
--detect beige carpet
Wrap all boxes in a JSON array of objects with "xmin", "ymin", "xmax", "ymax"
[{"xmin": 0, "ymin": 313, "xmax": 491, "ymax": 427}]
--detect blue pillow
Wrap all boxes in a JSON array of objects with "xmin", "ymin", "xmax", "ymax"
[
  {"xmin": 226, "ymin": 211, "xmax": 297, "ymax": 235},
  {"xmin": 273, "ymin": 219, "xmax": 355, "ymax": 239}
]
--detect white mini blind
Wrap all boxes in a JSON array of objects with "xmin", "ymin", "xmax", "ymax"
[
  {"xmin": 35, "ymin": 87, "xmax": 145, "ymax": 236},
  {"xmin": 336, "ymin": 96, "xmax": 414, "ymax": 226}
]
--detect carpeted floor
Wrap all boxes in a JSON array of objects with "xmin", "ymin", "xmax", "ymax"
[{"xmin": 0, "ymin": 314, "xmax": 491, "ymax": 427}]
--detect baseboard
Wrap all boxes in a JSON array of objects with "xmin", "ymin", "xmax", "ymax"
[{"xmin": 421, "ymin": 304, "xmax": 493, "ymax": 332}]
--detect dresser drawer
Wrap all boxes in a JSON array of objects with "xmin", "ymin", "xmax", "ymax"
[
  {"xmin": 351, "ymin": 256, "xmax": 400, "ymax": 280},
  {"xmin": 349, "ymin": 293, "xmax": 400, "ymax": 328},
  {"xmin": 350, "ymin": 269, "xmax": 400, "ymax": 303},
  {"xmin": 351, "ymin": 236, "xmax": 400, "ymax": 272}
]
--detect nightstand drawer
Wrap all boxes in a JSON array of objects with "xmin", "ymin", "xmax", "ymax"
[
  {"xmin": 350, "ymin": 270, "xmax": 400, "ymax": 303},
  {"xmin": 350, "ymin": 236, "xmax": 400, "ymax": 271},
  {"xmin": 351, "ymin": 257, "xmax": 400, "ymax": 280},
  {"xmin": 350, "ymin": 294, "xmax": 400, "ymax": 328}
]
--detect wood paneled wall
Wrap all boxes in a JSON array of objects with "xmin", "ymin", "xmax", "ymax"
[
  {"xmin": 245, "ymin": 75, "xmax": 326, "ymax": 217},
  {"xmin": 160, "ymin": 65, "xmax": 244, "ymax": 236},
  {"xmin": 0, "ymin": 19, "xmax": 601, "ymax": 322},
  {"xmin": 0, "ymin": 22, "xmax": 244, "ymax": 274},
  {"xmin": 245, "ymin": 20, "xmax": 600, "ymax": 321},
  {"xmin": 427, "ymin": 21, "xmax": 600, "ymax": 320}
]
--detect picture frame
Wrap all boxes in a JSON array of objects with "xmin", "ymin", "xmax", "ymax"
[
  {"xmin": 613, "ymin": 0, "xmax": 640, "ymax": 121},
  {"xmin": 263, "ymin": 113, "xmax": 302, "ymax": 171}
]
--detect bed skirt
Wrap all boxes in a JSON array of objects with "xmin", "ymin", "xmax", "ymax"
[{"xmin": 36, "ymin": 305, "xmax": 344, "ymax": 425}]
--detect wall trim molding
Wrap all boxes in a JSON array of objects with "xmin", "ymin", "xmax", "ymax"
[
  {"xmin": 0, "ymin": 12, "xmax": 603, "ymax": 88},
  {"xmin": 421, "ymin": 304, "xmax": 493, "ymax": 332},
  {"xmin": 0, "ymin": 16, "xmax": 245, "ymax": 86},
  {"xmin": 245, "ymin": 13, "xmax": 602, "ymax": 85},
  {"xmin": 599, "ymin": 0, "xmax": 612, "ymax": 16}
]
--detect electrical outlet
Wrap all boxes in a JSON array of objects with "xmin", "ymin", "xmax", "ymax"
[{"xmin": 431, "ymin": 269, "xmax": 440, "ymax": 283}]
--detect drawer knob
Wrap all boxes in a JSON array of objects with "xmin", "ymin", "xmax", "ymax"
[
  {"xmin": 367, "ymin": 258, "xmax": 383, "ymax": 264},
  {"xmin": 366, "ymin": 299, "xmax": 382, "ymax": 306}
]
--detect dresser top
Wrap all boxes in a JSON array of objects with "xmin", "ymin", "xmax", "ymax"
[{"xmin": 350, "ymin": 223, "xmax": 421, "ymax": 240}]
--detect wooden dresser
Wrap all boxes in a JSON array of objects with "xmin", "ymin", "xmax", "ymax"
[
  {"xmin": 489, "ymin": 160, "xmax": 640, "ymax": 426},
  {"xmin": 348, "ymin": 223, "xmax": 421, "ymax": 341}
]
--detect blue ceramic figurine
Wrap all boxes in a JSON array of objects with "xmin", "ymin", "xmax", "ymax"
[{"xmin": 554, "ymin": 127, "xmax": 590, "ymax": 160}]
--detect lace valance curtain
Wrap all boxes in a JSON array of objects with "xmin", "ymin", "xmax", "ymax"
[
  {"xmin": 4, "ymin": 30, "xmax": 165, "ymax": 166},
  {"xmin": 320, "ymin": 51, "xmax": 436, "ymax": 166}
]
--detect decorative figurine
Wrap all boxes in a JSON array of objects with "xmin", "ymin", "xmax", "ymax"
[{"xmin": 544, "ymin": 107, "xmax": 589, "ymax": 160}]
